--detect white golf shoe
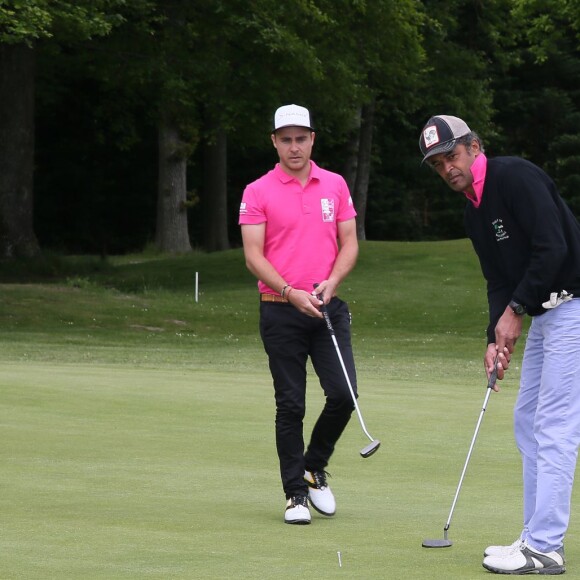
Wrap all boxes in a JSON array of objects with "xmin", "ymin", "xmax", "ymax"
[
  {"xmin": 482, "ymin": 540, "xmax": 565, "ymax": 575},
  {"xmin": 284, "ymin": 495, "xmax": 311, "ymax": 525},
  {"xmin": 304, "ymin": 470, "xmax": 336, "ymax": 516},
  {"xmin": 484, "ymin": 538, "xmax": 523, "ymax": 557}
]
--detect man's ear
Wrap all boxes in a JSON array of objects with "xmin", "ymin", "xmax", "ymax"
[{"xmin": 471, "ymin": 139, "xmax": 481, "ymax": 155}]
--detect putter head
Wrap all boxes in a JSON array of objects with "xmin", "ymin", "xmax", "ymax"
[
  {"xmin": 422, "ymin": 538, "xmax": 453, "ymax": 548},
  {"xmin": 360, "ymin": 440, "xmax": 380, "ymax": 458}
]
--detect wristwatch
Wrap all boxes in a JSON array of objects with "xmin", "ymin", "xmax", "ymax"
[{"xmin": 509, "ymin": 300, "xmax": 526, "ymax": 316}]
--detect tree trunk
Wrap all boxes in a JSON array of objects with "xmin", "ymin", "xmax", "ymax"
[
  {"xmin": 343, "ymin": 108, "xmax": 362, "ymax": 195},
  {"xmin": 352, "ymin": 99, "xmax": 375, "ymax": 241},
  {"xmin": 202, "ymin": 127, "xmax": 230, "ymax": 251},
  {"xmin": 155, "ymin": 116, "xmax": 192, "ymax": 253},
  {"xmin": 0, "ymin": 43, "xmax": 40, "ymax": 258}
]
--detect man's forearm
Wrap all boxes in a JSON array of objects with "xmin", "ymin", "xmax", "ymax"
[
  {"xmin": 245, "ymin": 254, "xmax": 287, "ymax": 294},
  {"xmin": 328, "ymin": 240, "xmax": 358, "ymax": 289}
]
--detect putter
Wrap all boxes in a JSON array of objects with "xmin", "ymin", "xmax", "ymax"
[
  {"xmin": 422, "ymin": 356, "xmax": 499, "ymax": 548},
  {"xmin": 314, "ymin": 284, "xmax": 380, "ymax": 458}
]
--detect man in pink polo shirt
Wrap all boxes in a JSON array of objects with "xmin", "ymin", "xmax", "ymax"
[{"xmin": 239, "ymin": 104, "xmax": 359, "ymax": 525}]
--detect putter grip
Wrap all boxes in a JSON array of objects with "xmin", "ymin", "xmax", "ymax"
[
  {"xmin": 313, "ymin": 283, "xmax": 334, "ymax": 333},
  {"xmin": 487, "ymin": 356, "xmax": 499, "ymax": 389},
  {"xmin": 313, "ymin": 283, "xmax": 326, "ymax": 307}
]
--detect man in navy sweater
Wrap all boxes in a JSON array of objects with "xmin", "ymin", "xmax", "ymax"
[{"xmin": 419, "ymin": 115, "xmax": 580, "ymax": 575}]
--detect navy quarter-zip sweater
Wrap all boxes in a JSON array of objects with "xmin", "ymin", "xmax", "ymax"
[{"xmin": 464, "ymin": 156, "xmax": 580, "ymax": 344}]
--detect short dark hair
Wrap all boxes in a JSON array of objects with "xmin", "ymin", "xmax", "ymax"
[{"xmin": 456, "ymin": 131, "xmax": 485, "ymax": 153}]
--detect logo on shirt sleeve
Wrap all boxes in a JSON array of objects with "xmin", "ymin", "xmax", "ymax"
[
  {"xmin": 239, "ymin": 202, "xmax": 247, "ymax": 215},
  {"xmin": 321, "ymin": 199, "xmax": 335, "ymax": 222}
]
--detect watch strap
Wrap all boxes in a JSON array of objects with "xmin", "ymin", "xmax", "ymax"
[{"xmin": 509, "ymin": 300, "xmax": 526, "ymax": 315}]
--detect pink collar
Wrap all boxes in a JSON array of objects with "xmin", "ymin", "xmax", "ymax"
[
  {"xmin": 275, "ymin": 160, "xmax": 319, "ymax": 183},
  {"xmin": 464, "ymin": 153, "xmax": 487, "ymax": 207}
]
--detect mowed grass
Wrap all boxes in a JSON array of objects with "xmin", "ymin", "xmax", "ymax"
[{"xmin": 2, "ymin": 240, "xmax": 580, "ymax": 579}]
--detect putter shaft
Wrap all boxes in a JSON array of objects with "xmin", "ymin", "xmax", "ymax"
[
  {"xmin": 442, "ymin": 357, "xmax": 499, "ymax": 534},
  {"xmin": 314, "ymin": 284, "xmax": 379, "ymax": 453}
]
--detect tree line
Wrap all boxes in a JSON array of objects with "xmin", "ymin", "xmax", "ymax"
[{"xmin": 1, "ymin": 0, "xmax": 579, "ymax": 259}]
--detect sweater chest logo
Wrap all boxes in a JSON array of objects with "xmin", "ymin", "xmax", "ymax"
[
  {"xmin": 492, "ymin": 218, "xmax": 509, "ymax": 242},
  {"xmin": 321, "ymin": 199, "xmax": 335, "ymax": 222}
]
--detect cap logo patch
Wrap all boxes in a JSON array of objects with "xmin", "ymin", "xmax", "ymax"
[{"xmin": 423, "ymin": 125, "xmax": 440, "ymax": 149}]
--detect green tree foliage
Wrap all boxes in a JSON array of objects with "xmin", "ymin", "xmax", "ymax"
[
  {"xmin": 4, "ymin": 0, "xmax": 580, "ymax": 255},
  {"xmin": 492, "ymin": 0, "xmax": 580, "ymax": 214},
  {"xmin": 0, "ymin": 0, "xmax": 124, "ymax": 44},
  {"xmin": 228, "ymin": 0, "xmax": 426, "ymax": 242},
  {"xmin": 306, "ymin": 1, "xmax": 425, "ymax": 240},
  {"xmin": 0, "ymin": 0, "xmax": 133, "ymax": 257},
  {"xmin": 367, "ymin": 0, "xmax": 518, "ymax": 241}
]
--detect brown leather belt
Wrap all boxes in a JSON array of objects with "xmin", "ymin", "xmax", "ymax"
[{"xmin": 260, "ymin": 293, "xmax": 289, "ymax": 303}]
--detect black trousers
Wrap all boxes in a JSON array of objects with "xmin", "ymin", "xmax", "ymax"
[{"xmin": 259, "ymin": 297, "xmax": 356, "ymax": 498}]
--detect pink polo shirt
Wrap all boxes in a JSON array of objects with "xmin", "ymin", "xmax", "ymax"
[{"xmin": 239, "ymin": 161, "xmax": 357, "ymax": 294}]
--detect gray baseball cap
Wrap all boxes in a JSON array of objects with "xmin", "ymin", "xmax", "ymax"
[{"xmin": 419, "ymin": 115, "xmax": 471, "ymax": 163}]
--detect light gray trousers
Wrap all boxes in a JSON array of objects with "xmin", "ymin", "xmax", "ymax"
[{"xmin": 515, "ymin": 299, "xmax": 580, "ymax": 552}]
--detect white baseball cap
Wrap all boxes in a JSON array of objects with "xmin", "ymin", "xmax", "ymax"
[{"xmin": 273, "ymin": 104, "xmax": 313, "ymax": 131}]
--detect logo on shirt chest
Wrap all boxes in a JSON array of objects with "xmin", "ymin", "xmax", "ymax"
[
  {"xmin": 321, "ymin": 198, "xmax": 335, "ymax": 222},
  {"xmin": 492, "ymin": 218, "xmax": 509, "ymax": 242}
]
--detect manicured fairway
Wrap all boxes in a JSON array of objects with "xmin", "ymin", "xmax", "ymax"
[
  {"xmin": 2, "ymin": 241, "xmax": 580, "ymax": 578},
  {"xmin": 2, "ymin": 360, "xmax": 577, "ymax": 579}
]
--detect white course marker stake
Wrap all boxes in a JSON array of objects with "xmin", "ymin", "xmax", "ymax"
[{"xmin": 195, "ymin": 272, "xmax": 199, "ymax": 303}]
